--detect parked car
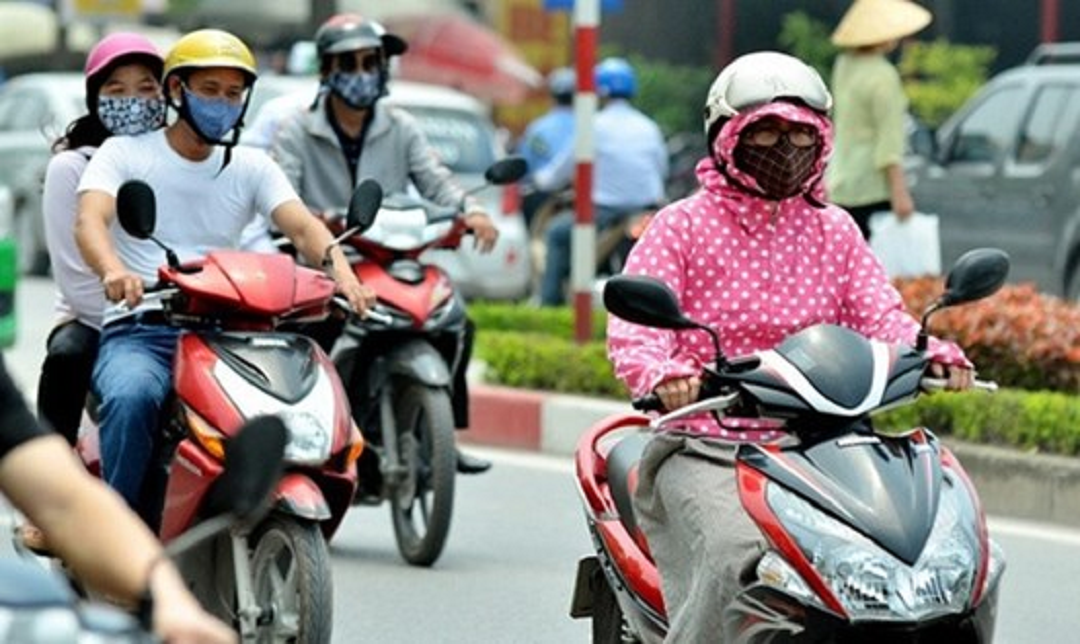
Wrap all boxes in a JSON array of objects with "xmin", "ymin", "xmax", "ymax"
[
  {"xmin": 907, "ymin": 44, "xmax": 1080, "ymax": 302},
  {"xmin": 243, "ymin": 74, "xmax": 533, "ymax": 301},
  {"xmin": 0, "ymin": 72, "xmax": 85, "ymax": 275}
]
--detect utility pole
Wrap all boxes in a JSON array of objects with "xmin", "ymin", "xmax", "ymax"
[
  {"xmin": 571, "ymin": 0, "xmax": 599, "ymax": 344},
  {"xmin": 1041, "ymin": 0, "xmax": 1059, "ymax": 43},
  {"xmin": 309, "ymin": 0, "xmax": 336, "ymax": 35},
  {"xmin": 716, "ymin": 0, "xmax": 735, "ymax": 69}
]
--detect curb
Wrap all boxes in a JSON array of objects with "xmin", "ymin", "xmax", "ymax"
[{"xmin": 464, "ymin": 384, "xmax": 1080, "ymax": 529}]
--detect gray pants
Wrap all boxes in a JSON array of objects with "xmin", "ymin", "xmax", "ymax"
[{"xmin": 633, "ymin": 433, "xmax": 766, "ymax": 643}]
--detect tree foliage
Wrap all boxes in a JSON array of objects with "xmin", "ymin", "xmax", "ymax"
[
  {"xmin": 777, "ymin": 11, "xmax": 996, "ymax": 129},
  {"xmin": 898, "ymin": 39, "xmax": 997, "ymax": 128}
]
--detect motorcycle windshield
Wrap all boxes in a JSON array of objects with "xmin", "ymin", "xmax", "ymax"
[
  {"xmin": 363, "ymin": 205, "xmax": 454, "ymax": 251},
  {"xmin": 742, "ymin": 430, "xmax": 942, "ymax": 564}
]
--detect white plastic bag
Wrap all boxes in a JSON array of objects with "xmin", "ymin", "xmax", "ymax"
[{"xmin": 868, "ymin": 211, "xmax": 942, "ymax": 278}]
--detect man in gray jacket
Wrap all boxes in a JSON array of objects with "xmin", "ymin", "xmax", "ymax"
[{"xmin": 272, "ymin": 13, "xmax": 497, "ymax": 474}]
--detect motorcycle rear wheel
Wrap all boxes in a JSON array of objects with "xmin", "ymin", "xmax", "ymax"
[
  {"xmin": 389, "ymin": 382, "xmax": 456, "ymax": 566},
  {"xmin": 249, "ymin": 516, "xmax": 333, "ymax": 644}
]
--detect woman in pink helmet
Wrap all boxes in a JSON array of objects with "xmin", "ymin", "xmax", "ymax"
[
  {"xmin": 36, "ymin": 32, "xmax": 165, "ymax": 449},
  {"xmin": 26, "ymin": 32, "xmax": 164, "ymax": 542}
]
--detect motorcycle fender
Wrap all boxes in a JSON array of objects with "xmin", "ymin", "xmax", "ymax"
[
  {"xmin": 272, "ymin": 473, "xmax": 332, "ymax": 521},
  {"xmin": 570, "ymin": 555, "xmax": 601, "ymax": 618},
  {"xmin": 385, "ymin": 340, "xmax": 451, "ymax": 386}
]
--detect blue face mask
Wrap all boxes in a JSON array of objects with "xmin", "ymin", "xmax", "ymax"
[
  {"xmin": 326, "ymin": 71, "xmax": 383, "ymax": 109},
  {"xmin": 97, "ymin": 96, "xmax": 165, "ymax": 136},
  {"xmin": 181, "ymin": 87, "xmax": 245, "ymax": 142}
]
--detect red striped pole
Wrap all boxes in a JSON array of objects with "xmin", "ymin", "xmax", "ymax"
[
  {"xmin": 1041, "ymin": 0, "xmax": 1059, "ymax": 43},
  {"xmin": 572, "ymin": 0, "xmax": 599, "ymax": 344}
]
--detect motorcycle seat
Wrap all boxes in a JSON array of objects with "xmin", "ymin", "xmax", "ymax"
[{"xmin": 605, "ymin": 431, "xmax": 651, "ymax": 552}]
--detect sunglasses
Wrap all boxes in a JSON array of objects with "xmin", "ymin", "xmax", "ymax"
[
  {"xmin": 742, "ymin": 121, "xmax": 819, "ymax": 148},
  {"xmin": 335, "ymin": 50, "xmax": 382, "ymax": 74}
]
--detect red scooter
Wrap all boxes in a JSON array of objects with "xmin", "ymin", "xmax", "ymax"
[
  {"xmin": 75, "ymin": 179, "xmax": 382, "ymax": 643},
  {"xmin": 571, "ymin": 249, "xmax": 1011, "ymax": 643},
  {"xmin": 326, "ymin": 157, "xmax": 526, "ymax": 566}
]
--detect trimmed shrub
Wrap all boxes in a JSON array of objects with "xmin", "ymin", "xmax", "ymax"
[{"xmin": 893, "ymin": 278, "xmax": 1080, "ymax": 393}]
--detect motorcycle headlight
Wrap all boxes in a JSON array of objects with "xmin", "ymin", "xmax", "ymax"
[
  {"xmin": 762, "ymin": 475, "xmax": 980, "ymax": 622},
  {"xmin": 216, "ymin": 364, "xmax": 337, "ymax": 466},
  {"xmin": 277, "ymin": 409, "xmax": 334, "ymax": 465}
]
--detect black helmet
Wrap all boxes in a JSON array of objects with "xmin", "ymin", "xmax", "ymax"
[{"xmin": 314, "ymin": 13, "xmax": 407, "ymax": 60}]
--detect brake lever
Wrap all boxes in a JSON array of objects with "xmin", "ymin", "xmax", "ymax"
[{"xmin": 331, "ymin": 296, "xmax": 393, "ymax": 324}]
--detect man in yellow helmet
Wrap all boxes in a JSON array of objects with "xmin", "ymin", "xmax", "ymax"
[{"xmin": 74, "ymin": 29, "xmax": 376, "ymax": 527}]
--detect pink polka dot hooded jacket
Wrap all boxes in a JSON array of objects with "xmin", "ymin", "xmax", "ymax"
[{"xmin": 606, "ymin": 101, "xmax": 970, "ymax": 441}]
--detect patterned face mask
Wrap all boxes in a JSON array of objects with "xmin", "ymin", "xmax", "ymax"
[
  {"xmin": 733, "ymin": 137, "xmax": 819, "ymax": 200},
  {"xmin": 181, "ymin": 87, "xmax": 244, "ymax": 142},
  {"xmin": 97, "ymin": 95, "xmax": 165, "ymax": 136},
  {"xmin": 326, "ymin": 71, "xmax": 383, "ymax": 110}
]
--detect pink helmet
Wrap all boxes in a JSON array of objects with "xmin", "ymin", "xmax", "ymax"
[{"xmin": 84, "ymin": 32, "xmax": 164, "ymax": 106}]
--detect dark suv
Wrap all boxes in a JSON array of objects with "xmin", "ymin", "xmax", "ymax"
[{"xmin": 908, "ymin": 44, "xmax": 1080, "ymax": 302}]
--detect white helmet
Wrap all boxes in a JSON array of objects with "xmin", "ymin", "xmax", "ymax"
[{"xmin": 704, "ymin": 51, "xmax": 832, "ymax": 141}]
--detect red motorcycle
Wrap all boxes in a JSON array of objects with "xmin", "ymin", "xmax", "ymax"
[
  {"xmin": 75, "ymin": 179, "xmax": 382, "ymax": 643},
  {"xmin": 571, "ymin": 249, "xmax": 1011, "ymax": 643},
  {"xmin": 326, "ymin": 157, "xmax": 526, "ymax": 566}
]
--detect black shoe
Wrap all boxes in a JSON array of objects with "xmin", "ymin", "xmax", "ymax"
[{"xmin": 456, "ymin": 449, "xmax": 492, "ymax": 475}]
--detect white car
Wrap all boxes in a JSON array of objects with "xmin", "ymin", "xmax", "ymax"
[
  {"xmin": 244, "ymin": 75, "xmax": 533, "ymax": 302},
  {"xmin": 0, "ymin": 72, "xmax": 86, "ymax": 274}
]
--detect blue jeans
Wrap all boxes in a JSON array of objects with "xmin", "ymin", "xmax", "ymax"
[
  {"xmin": 539, "ymin": 205, "xmax": 644, "ymax": 306},
  {"xmin": 92, "ymin": 321, "xmax": 181, "ymax": 526}
]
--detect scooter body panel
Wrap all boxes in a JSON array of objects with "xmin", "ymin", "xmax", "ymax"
[
  {"xmin": 354, "ymin": 261, "xmax": 454, "ymax": 326},
  {"xmin": 272, "ymin": 472, "xmax": 332, "ymax": 521}
]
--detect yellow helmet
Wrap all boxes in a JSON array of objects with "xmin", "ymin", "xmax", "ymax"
[{"xmin": 164, "ymin": 29, "xmax": 257, "ymax": 83}]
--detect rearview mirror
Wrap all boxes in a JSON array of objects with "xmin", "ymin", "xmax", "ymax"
[
  {"xmin": 345, "ymin": 179, "xmax": 383, "ymax": 233},
  {"xmin": 116, "ymin": 180, "xmax": 157, "ymax": 240},
  {"xmin": 484, "ymin": 157, "xmax": 528, "ymax": 185},
  {"xmin": 603, "ymin": 274, "xmax": 698, "ymax": 330},
  {"xmin": 202, "ymin": 415, "xmax": 287, "ymax": 521},
  {"xmin": 940, "ymin": 247, "xmax": 1011, "ymax": 306}
]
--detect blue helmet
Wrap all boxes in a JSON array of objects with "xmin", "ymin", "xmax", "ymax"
[{"xmin": 595, "ymin": 57, "xmax": 636, "ymax": 99}]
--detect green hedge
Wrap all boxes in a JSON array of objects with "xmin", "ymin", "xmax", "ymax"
[{"xmin": 471, "ymin": 303, "xmax": 1080, "ymax": 457}]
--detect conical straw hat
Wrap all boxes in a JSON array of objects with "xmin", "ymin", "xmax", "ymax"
[{"xmin": 831, "ymin": 0, "xmax": 932, "ymax": 48}]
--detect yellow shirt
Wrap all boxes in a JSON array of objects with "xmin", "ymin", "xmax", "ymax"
[{"xmin": 825, "ymin": 53, "xmax": 908, "ymax": 207}]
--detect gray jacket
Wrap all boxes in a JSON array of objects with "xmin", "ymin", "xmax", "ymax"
[{"xmin": 271, "ymin": 96, "xmax": 469, "ymax": 213}]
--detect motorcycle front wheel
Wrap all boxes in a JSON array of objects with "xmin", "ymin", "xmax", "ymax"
[
  {"xmin": 249, "ymin": 516, "xmax": 333, "ymax": 644},
  {"xmin": 389, "ymin": 382, "xmax": 456, "ymax": 566}
]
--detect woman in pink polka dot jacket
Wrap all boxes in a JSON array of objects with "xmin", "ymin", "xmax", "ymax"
[{"xmin": 606, "ymin": 51, "xmax": 976, "ymax": 641}]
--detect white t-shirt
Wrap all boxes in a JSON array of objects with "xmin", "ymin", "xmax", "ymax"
[
  {"xmin": 77, "ymin": 130, "xmax": 300, "ymax": 322},
  {"xmin": 43, "ymin": 146, "xmax": 109, "ymax": 329}
]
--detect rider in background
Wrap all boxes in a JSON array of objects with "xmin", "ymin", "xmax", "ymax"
[
  {"xmin": 534, "ymin": 57, "xmax": 667, "ymax": 306},
  {"xmin": 606, "ymin": 51, "xmax": 973, "ymax": 641},
  {"xmin": 74, "ymin": 29, "xmax": 374, "ymax": 528},
  {"xmin": 0, "ymin": 353, "xmax": 235, "ymax": 644},
  {"xmin": 270, "ymin": 13, "xmax": 498, "ymax": 475},
  {"xmin": 515, "ymin": 66, "xmax": 575, "ymax": 230}
]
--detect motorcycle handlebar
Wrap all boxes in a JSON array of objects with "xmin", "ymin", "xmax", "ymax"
[
  {"xmin": 920, "ymin": 377, "xmax": 998, "ymax": 392},
  {"xmin": 631, "ymin": 393, "xmax": 665, "ymax": 412},
  {"xmin": 635, "ymin": 375, "xmax": 998, "ymax": 416},
  {"xmin": 331, "ymin": 296, "xmax": 393, "ymax": 325}
]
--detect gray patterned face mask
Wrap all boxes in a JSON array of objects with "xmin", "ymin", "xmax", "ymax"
[
  {"xmin": 326, "ymin": 71, "xmax": 383, "ymax": 109},
  {"xmin": 97, "ymin": 95, "xmax": 165, "ymax": 136}
]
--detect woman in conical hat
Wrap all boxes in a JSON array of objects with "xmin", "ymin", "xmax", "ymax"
[{"xmin": 825, "ymin": 0, "xmax": 932, "ymax": 240}]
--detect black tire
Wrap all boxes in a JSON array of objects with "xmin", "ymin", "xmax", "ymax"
[
  {"xmin": 249, "ymin": 516, "xmax": 333, "ymax": 644},
  {"xmin": 591, "ymin": 566, "xmax": 631, "ymax": 644},
  {"xmin": 389, "ymin": 382, "xmax": 456, "ymax": 566}
]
